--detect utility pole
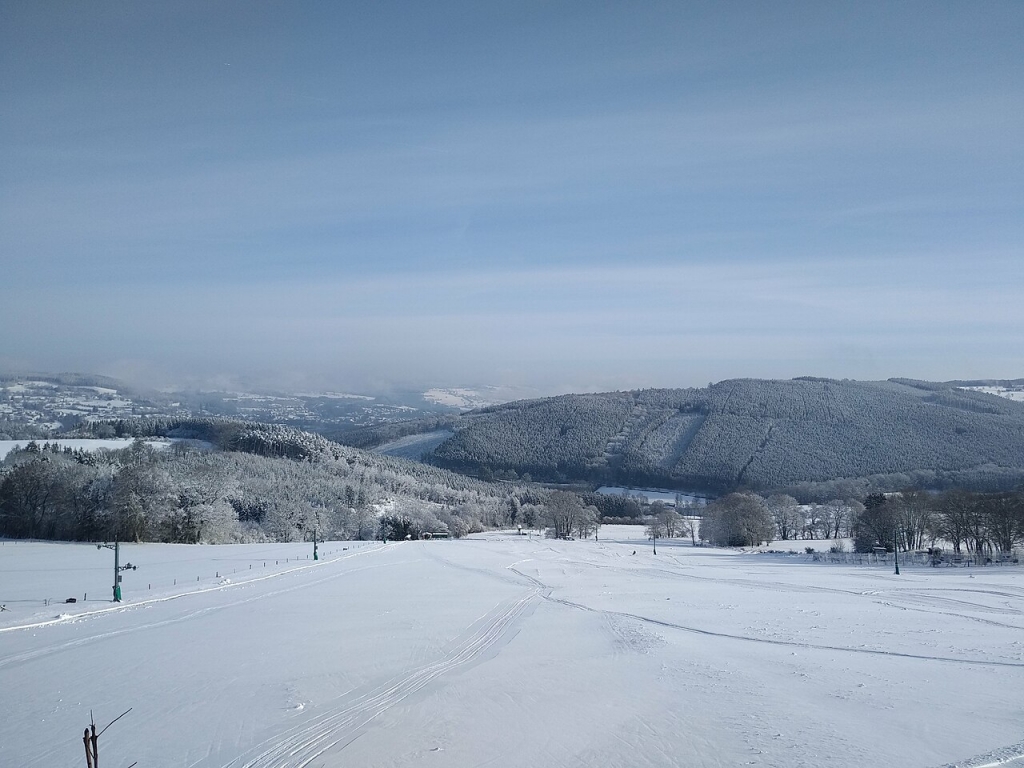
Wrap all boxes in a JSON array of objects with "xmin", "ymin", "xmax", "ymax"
[
  {"xmin": 894, "ymin": 529, "xmax": 900, "ymax": 576},
  {"xmin": 97, "ymin": 541, "xmax": 137, "ymax": 602}
]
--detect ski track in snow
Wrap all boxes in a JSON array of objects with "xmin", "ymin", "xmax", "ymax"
[
  {"xmin": 936, "ymin": 739, "xmax": 1024, "ymax": 768},
  {"xmin": 541, "ymin": 590, "xmax": 1024, "ymax": 668},
  {"xmin": 547, "ymin": 551, "xmax": 1024, "ymax": 630},
  {"xmin": 503, "ymin": 561, "xmax": 1024, "ymax": 669},
  {"xmin": 220, "ymin": 590, "xmax": 539, "ymax": 768}
]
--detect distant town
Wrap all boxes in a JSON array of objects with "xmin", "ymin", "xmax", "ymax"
[{"xmin": 0, "ymin": 374, "xmax": 491, "ymax": 440}]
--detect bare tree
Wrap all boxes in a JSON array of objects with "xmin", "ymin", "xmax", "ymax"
[
  {"xmin": 894, "ymin": 489, "xmax": 933, "ymax": 551},
  {"xmin": 919, "ymin": 491, "xmax": 985, "ymax": 556},
  {"xmin": 574, "ymin": 505, "xmax": 600, "ymax": 539},
  {"xmin": 981, "ymin": 492, "xmax": 1024, "ymax": 554},
  {"xmin": 766, "ymin": 494, "xmax": 800, "ymax": 540},
  {"xmin": 678, "ymin": 501, "xmax": 700, "ymax": 545},
  {"xmin": 645, "ymin": 515, "xmax": 667, "ymax": 541},
  {"xmin": 659, "ymin": 507, "xmax": 682, "ymax": 538},
  {"xmin": 820, "ymin": 499, "xmax": 849, "ymax": 540}
]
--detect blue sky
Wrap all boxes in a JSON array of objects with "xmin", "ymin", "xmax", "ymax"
[{"xmin": 2, "ymin": 1, "xmax": 1022, "ymax": 394}]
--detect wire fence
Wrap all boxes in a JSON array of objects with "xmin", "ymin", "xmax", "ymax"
[{"xmin": 802, "ymin": 549, "xmax": 1021, "ymax": 567}]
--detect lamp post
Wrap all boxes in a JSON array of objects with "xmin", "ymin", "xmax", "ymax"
[{"xmin": 97, "ymin": 541, "xmax": 137, "ymax": 602}]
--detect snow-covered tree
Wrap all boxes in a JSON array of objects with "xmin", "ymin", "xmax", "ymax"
[
  {"xmin": 700, "ymin": 493, "xmax": 773, "ymax": 547},
  {"xmin": 542, "ymin": 491, "xmax": 584, "ymax": 539}
]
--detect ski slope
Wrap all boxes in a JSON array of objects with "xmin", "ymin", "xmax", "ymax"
[{"xmin": 1, "ymin": 530, "xmax": 1022, "ymax": 767}]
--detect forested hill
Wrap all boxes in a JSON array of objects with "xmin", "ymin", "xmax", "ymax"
[
  {"xmin": 86, "ymin": 416, "xmax": 510, "ymax": 495},
  {"xmin": 0, "ymin": 417, "xmax": 536, "ymax": 544},
  {"xmin": 345, "ymin": 378, "xmax": 1024, "ymax": 498}
]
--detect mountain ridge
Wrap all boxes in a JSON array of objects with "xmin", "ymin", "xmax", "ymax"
[{"xmin": 343, "ymin": 377, "xmax": 1024, "ymax": 498}]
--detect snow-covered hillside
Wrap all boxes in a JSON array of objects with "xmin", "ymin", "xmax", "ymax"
[{"xmin": 1, "ymin": 530, "xmax": 1022, "ymax": 767}]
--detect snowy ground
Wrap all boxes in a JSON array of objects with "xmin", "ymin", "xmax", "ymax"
[
  {"xmin": 1, "ymin": 528, "xmax": 1022, "ymax": 767},
  {"xmin": 750, "ymin": 538, "xmax": 854, "ymax": 553},
  {"xmin": 422, "ymin": 387, "xmax": 504, "ymax": 410},
  {"xmin": 421, "ymin": 385, "xmax": 536, "ymax": 410},
  {"xmin": 597, "ymin": 486, "xmax": 708, "ymax": 506},
  {"xmin": 959, "ymin": 385, "xmax": 1024, "ymax": 402},
  {"xmin": 372, "ymin": 430, "xmax": 454, "ymax": 460}
]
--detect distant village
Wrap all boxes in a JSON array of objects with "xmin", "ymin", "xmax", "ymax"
[
  {"xmin": 0, "ymin": 376, "xmax": 450, "ymax": 440},
  {"xmin": 0, "ymin": 379, "xmax": 172, "ymax": 436}
]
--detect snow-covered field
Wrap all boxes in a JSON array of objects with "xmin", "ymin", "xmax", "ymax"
[
  {"xmin": 597, "ymin": 486, "xmax": 708, "ymax": 506},
  {"xmin": 959, "ymin": 385, "xmax": 1024, "ymax": 402},
  {"xmin": 372, "ymin": 429, "xmax": 454, "ymax": 460},
  {"xmin": 2, "ymin": 528, "xmax": 1022, "ymax": 767},
  {"xmin": 423, "ymin": 387, "xmax": 498, "ymax": 410},
  {"xmin": 422, "ymin": 385, "xmax": 536, "ymax": 411}
]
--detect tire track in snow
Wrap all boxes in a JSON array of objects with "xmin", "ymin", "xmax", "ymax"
[
  {"xmin": 872, "ymin": 598, "xmax": 1024, "ymax": 631},
  {"xmin": 508, "ymin": 567, "xmax": 1024, "ymax": 669},
  {"xmin": 418, "ymin": 542, "xmax": 533, "ymax": 589},
  {"xmin": 551, "ymin": 594, "xmax": 1024, "ymax": 668},
  {"xmin": 558, "ymin": 555, "xmax": 1024, "ymax": 628},
  {"xmin": 222, "ymin": 590, "xmax": 539, "ymax": 768}
]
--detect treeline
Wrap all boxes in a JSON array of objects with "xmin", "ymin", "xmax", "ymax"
[
  {"xmin": 687, "ymin": 489, "xmax": 1024, "ymax": 555},
  {"xmin": 0, "ymin": 418, "xmax": 53, "ymax": 441},
  {"xmin": 360, "ymin": 378, "xmax": 1024, "ymax": 497},
  {"xmin": 853, "ymin": 489, "xmax": 1024, "ymax": 556},
  {"xmin": 0, "ymin": 426, "xmax": 535, "ymax": 544},
  {"xmin": 84, "ymin": 416, "xmax": 337, "ymax": 458}
]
